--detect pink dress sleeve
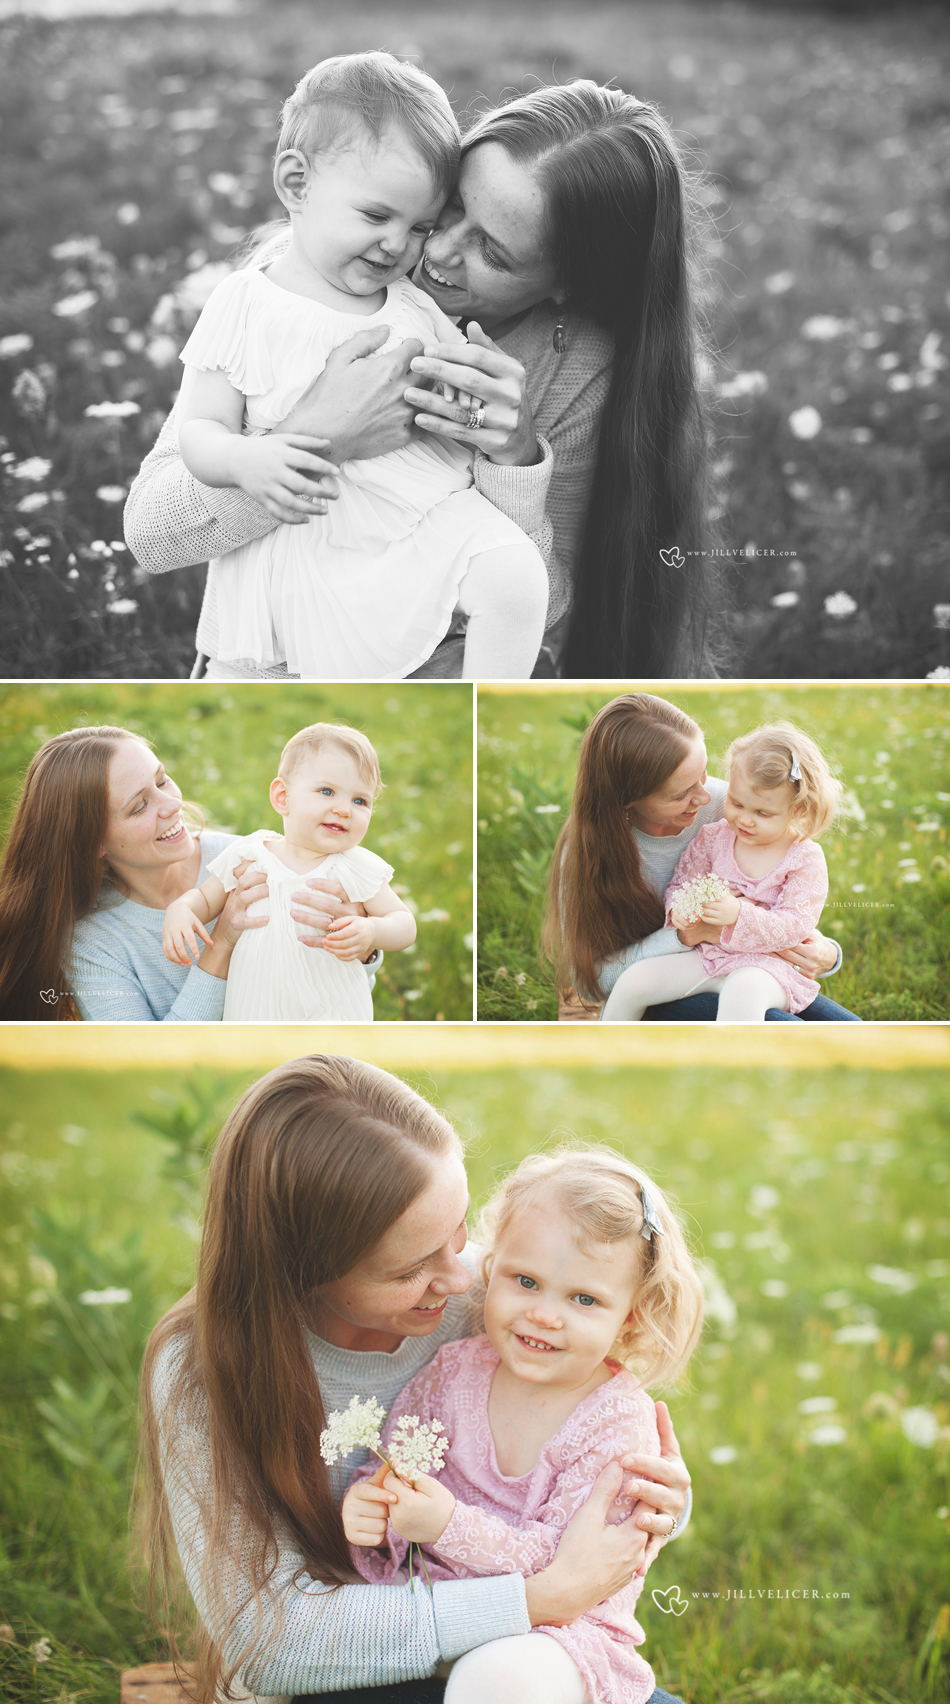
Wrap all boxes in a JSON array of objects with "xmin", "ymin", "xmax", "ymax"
[
  {"xmin": 720, "ymin": 839, "xmax": 828, "ymax": 953},
  {"xmin": 663, "ymin": 824, "xmax": 718, "ymax": 925}
]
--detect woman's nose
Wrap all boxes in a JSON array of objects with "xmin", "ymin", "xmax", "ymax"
[
  {"xmin": 425, "ymin": 222, "xmax": 462, "ymax": 269},
  {"xmin": 428, "ymin": 1254, "xmax": 472, "ymax": 1297}
]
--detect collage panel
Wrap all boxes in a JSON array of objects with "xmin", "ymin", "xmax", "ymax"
[
  {"xmin": 0, "ymin": 1024, "xmax": 947, "ymax": 1704},
  {"xmin": 0, "ymin": 681, "xmax": 474, "ymax": 1023},
  {"xmin": 477, "ymin": 679, "xmax": 950, "ymax": 1023}
]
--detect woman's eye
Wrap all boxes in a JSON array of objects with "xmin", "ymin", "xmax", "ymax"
[
  {"xmin": 479, "ymin": 242, "xmax": 506, "ymax": 272},
  {"xmin": 517, "ymin": 1275, "xmax": 538, "ymax": 1290},
  {"xmin": 573, "ymin": 1294, "xmax": 597, "ymax": 1308}
]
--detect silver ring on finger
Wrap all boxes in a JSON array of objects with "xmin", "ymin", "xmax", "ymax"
[
  {"xmin": 667, "ymin": 1513, "xmax": 678, "ymax": 1536},
  {"xmin": 466, "ymin": 404, "xmax": 486, "ymax": 430}
]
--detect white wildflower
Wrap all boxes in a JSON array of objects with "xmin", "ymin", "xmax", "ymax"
[
  {"xmin": 764, "ymin": 271, "xmax": 795, "ymax": 294},
  {"xmin": 770, "ymin": 590, "xmax": 799, "ymax": 608},
  {"xmin": 418, "ymin": 909, "xmax": 450, "ymax": 923},
  {"xmin": 50, "ymin": 235, "xmax": 102, "ymax": 261},
  {"xmin": 96, "ymin": 485, "xmax": 126, "ymax": 502},
  {"xmin": 761, "ymin": 1280, "xmax": 788, "ymax": 1298},
  {"xmin": 867, "ymin": 1264, "xmax": 916, "ymax": 1293},
  {"xmin": 797, "ymin": 1363, "xmax": 822, "ymax": 1380},
  {"xmin": 824, "ymin": 591, "xmax": 857, "ymax": 618},
  {"xmin": 798, "ymin": 1396, "xmax": 837, "ymax": 1414},
  {"xmin": 79, "ymin": 1287, "xmax": 131, "ymax": 1305},
  {"xmin": 833, "ymin": 1323, "xmax": 880, "ymax": 1345},
  {"xmin": 319, "ymin": 1395, "xmax": 386, "ymax": 1465},
  {"xmin": 11, "ymin": 457, "xmax": 52, "ymax": 480},
  {"xmin": 801, "ymin": 316, "xmax": 854, "ymax": 340},
  {"xmin": 719, "ymin": 370, "xmax": 768, "ymax": 400},
  {"xmin": 388, "ymin": 1415, "xmax": 449, "ymax": 1482},
  {"xmin": 106, "ymin": 599, "xmax": 138, "ymax": 615},
  {"xmin": 16, "ymin": 492, "xmax": 50, "ymax": 513},
  {"xmin": 53, "ymin": 289, "xmax": 99, "ymax": 317},
  {"xmin": 30, "ymin": 1637, "xmax": 52, "ymax": 1662},
  {"xmin": 900, "ymin": 1407, "xmax": 939, "ymax": 1448},
  {"xmin": 84, "ymin": 399, "xmax": 140, "ymax": 418},
  {"xmin": 669, "ymin": 872, "xmax": 730, "ymax": 928},
  {"xmin": 809, "ymin": 1424, "xmax": 847, "ymax": 1446},
  {"xmin": 934, "ymin": 605, "xmax": 950, "ymax": 630},
  {"xmin": 116, "ymin": 203, "xmax": 141, "ymax": 225},
  {"xmin": 709, "ymin": 1445, "xmax": 738, "ymax": 1464},
  {"xmin": 789, "ymin": 406, "xmax": 822, "ymax": 439},
  {"xmin": 534, "ymin": 803, "xmax": 561, "ymax": 813},
  {"xmin": 927, "ymin": 667, "xmax": 950, "ymax": 680},
  {"xmin": 0, "ymin": 333, "xmax": 33, "ymax": 357}
]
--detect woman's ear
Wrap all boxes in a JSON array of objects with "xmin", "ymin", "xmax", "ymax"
[
  {"xmin": 269, "ymin": 776, "xmax": 290, "ymax": 817},
  {"xmin": 274, "ymin": 148, "xmax": 311, "ymax": 214}
]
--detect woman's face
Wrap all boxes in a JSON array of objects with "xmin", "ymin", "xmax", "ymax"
[
  {"xmin": 627, "ymin": 736, "xmax": 711, "ymax": 836},
  {"xmin": 100, "ymin": 739, "xmax": 193, "ymax": 872},
  {"xmin": 412, "ymin": 141, "xmax": 561, "ymax": 328},
  {"xmin": 314, "ymin": 1150, "xmax": 472, "ymax": 1346}
]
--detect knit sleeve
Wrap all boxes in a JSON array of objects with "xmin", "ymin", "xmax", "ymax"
[
  {"xmin": 67, "ymin": 931, "xmax": 226, "ymax": 1023},
  {"xmin": 123, "ymin": 409, "xmax": 278, "ymax": 574}
]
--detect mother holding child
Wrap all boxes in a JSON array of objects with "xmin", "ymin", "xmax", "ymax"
[
  {"xmin": 125, "ymin": 51, "xmax": 722, "ymax": 682},
  {"xmin": 140, "ymin": 1055, "xmax": 697, "ymax": 1704}
]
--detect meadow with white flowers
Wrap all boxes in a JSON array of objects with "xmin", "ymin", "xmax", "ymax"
[
  {"xmin": 0, "ymin": 1055, "xmax": 946, "ymax": 1702},
  {"xmin": 0, "ymin": 1, "xmax": 948, "ymax": 677},
  {"xmin": 477, "ymin": 682, "xmax": 950, "ymax": 1020}
]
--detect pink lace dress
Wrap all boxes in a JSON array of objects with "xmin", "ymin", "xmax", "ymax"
[
  {"xmin": 350, "ymin": 1335, "xmax": 659, "ymax": 1704},
  {"xmin": 664, "ymin": 818, "xmax": 829, "ymax": 1014}
]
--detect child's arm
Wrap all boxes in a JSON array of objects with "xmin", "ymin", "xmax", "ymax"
[
  {"xmin": 163, "ymin": 875, "xmax": 227, "ymax": 967},
  {"xmin": 321, "ymin": 885, "xmax": 417, "ymax": 963},
  {"xmin": 177, "ymin": 367, "xmax": 339, "ymax": 524},
  {"xmin": 720, "ymin": 843, "xmax": 829, "ymax": 955}
]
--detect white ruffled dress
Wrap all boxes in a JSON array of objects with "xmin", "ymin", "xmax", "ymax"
[
  {"xmin": 206, "ymin": 830, "xmax": 394, "ymax": 1022},
  {"xmin": 179, "ymin": 268, "xmax": 530, "ymax": 679}
]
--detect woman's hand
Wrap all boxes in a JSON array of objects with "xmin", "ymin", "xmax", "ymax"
[
  {"xmin": 524, "ymin": 1462, "xmax": 649, "ymax": 1626},
  {"xmin": 214, "ymin": 860, "xmax": 270, "ymax": 948},
  {"xmin": 775, "ymin": 931, "xmax": 838, "ymax": 976},
  {"xmin": 278, "ymin": 327, "xmax": 424, "ymax": 461},
  {"xmin": 290, "ymin": 878, "xmax": 368, "ymax": 949},
  {"xmin": 383, "ymin": 1471, "xmax": 456, "ymax": 1545},
  {"xmin": 405, "ymin": 321, "xmax": 541, "ymax": 467},
  {"xmin": 621, "ymin": 1401, "xmax": 692, "ymax": 1576},
  {"xmin": 342, "ymin": 1464, "xmax": 398, "ymax": 1548}
]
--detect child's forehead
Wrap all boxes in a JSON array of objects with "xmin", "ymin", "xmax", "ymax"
[
  {"xmin": 729, "ymin": 754, "xmax": 790, "ymax": 798},
  {"xmin": 315, "ymin": 123, "xmax": 443, "ymax": 196},
  {"xmin": 288, "ymin": 743, "xmax": 373, "ymax": 784}
]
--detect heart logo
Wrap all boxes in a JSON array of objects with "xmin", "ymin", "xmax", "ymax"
[
  {"xmin": 652, "ymin": 1584, "xmax": 689, "ymax": 1616},
  {"xmin": 39, "ymin": 989, "xmax": 58, "ymax": 1004},
  {"xmin": 659, "ymin": 547, "xmax": 685, "ymax": 568}
]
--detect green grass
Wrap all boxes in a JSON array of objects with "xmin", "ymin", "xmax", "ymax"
[
  {"xmin": 1, "ymin": 0, "xmax": 949, "ymax": 676},
  {"xmin": 0, "ymin": 681, "xmax": 473, "ymax": 1020},
  {"xmin": 0, "ymin": 1060, "xmax": 948, "ymax": 1703},
  {"xmin": 476, "ymin": 684, "xmax": 950, "ymax": 1019}
]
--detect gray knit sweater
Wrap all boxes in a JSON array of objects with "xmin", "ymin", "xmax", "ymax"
[{"xmin": 123, "ymin": 298, "xmax": 612, "ymax": 679}]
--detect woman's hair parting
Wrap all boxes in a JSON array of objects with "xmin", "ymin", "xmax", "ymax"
[
  {"xmin": 278, "ymin": 51, "xmax": 460, "ymax": 197},
  {"xmin": 543, "ymin": 694, "xmax": 702, "ymax": 1002},
  {"xmin": 0, "ymin": 725, "xmax": 200, "ymax": 1022},
  {"xmin": 278, "ymin": 722, "xmax": 383, "ymax": 797},
  {"xmin": 726, "ymin": 721, "xmax": 843, "ymax": 839},
  {"xmin": 137, "ymin": 1055, "xmax": 463, "ymax": 1704},
  {"xmin": 464, "ymin": 79, "xmax": 726, "ymax": 677},
  {"xmin": 477, "ymin": 1144, "xmax": 704, "ymax": 1387}
]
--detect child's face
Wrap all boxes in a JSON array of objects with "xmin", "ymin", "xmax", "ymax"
[
  {"xmin": 271, "ymin": 744, "xmax": 375, "ymax": 852},
  {"xmin": 724, "ymin": 757, "xmax": 797, "ymax": 848},
  {"xmin": 290, "ymin": 128, "xmax": 447, "ymax": 299},
  {"xmin": 484, "ymin": 1198, "xmax": 640, "ymax": 1394}
]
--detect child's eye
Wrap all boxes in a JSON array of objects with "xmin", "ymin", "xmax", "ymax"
[
  {"xmin": 517, "ymin": 1275, "xmax": 538, "ymax": 1290},
  {"xmin": 354, "ymin": 796, "xmax": 369, "ymax": 808},
  {"xmin": 573, "ymin": 1294, "xmax": 597, "ymax": 1308},
  {"xmin": 319, "ymin": 787, "xmax": 333, "ymax": 796}
]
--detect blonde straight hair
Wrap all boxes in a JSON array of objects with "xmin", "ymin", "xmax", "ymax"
[{"xmin": 726, "ymin": 721, "xmax": 843, "ymax": 839}]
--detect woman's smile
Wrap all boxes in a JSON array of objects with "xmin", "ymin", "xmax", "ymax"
[{"xmin": 156, "ymin": 816, "xmax": 186, "ymax": 844}]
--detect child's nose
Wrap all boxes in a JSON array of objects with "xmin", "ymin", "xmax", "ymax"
[{"xmin": 526, "ymin": 1301, "xmax": 561, "ymax": 1328}]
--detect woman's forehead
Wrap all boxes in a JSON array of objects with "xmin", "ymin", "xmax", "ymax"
[
  {"xmin": 663, "ymin": 740, "xmax": 707, "ymax": 793},
  {"xmin": 108, "ymin": 738, "xmax": 158, "ymax": 803},
  {"xmin": 458, "ymin": 141, "xmax": 548, "ymax": 265}
]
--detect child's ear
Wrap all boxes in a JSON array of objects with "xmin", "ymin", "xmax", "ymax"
[
  {"xmin": 269, "ymin": 776, "xmax": 289, "ymax": 817},
  {"xmin": 274, "ymin": 149, "xmax": 311, "ymax": 213}
]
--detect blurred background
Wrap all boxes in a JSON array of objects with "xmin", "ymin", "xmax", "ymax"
[
  {"xmin": 476, "ymin": 680, "xmax": 950, "ymax": 1020},
  {"xmin": 0, "ymin": 0, "xmax": 949, "ymax": 678},
  {"xmin": 0, "ymin": 681, "xmax": 474, "ymax": 1019},
  {"xmin": 0, "ymin": 1024, "xmax": 947, "ymax": 1704}
]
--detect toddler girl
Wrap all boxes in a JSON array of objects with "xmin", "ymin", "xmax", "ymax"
[
  {"xmin": 343, "ymin": 1146, "xmax": 704, "ymax": 1704},
  {"xmin": 162, "ymin": 722, "xmax": 415, "ymax": 1021},
  {"xmin": 601, "ymin": 722, "xmax": 843, "ymax": 1022},
  {"xmin": 173, "ymin": 51, "xmax": 548, "ymax": 682}
]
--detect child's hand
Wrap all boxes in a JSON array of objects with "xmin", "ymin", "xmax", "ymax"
[
  {"xmin": 231, "ymin": 433, "xmax": 340, "ymax": 523},
  {"xmin": 320, "ymin": 915, "xmax": 377, "ymax": 962},
  {"xmin": 163, "ymin": 899, "xmax": 214, "ymax": 966},
  {"xmin": 701, "ymin": 892, "xmax": 742, "ymax": 927},
  {"xmin": 383, "ymin": 1471, "xmax": 456, "ymax": 1545},
  {"xmin": 342, "ymin": 1463, "xmax": 399, "ymax": 1548}
]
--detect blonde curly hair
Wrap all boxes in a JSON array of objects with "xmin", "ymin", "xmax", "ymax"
[
  {"xmin": 725, "ymin": 720, "xmax": 843, "ymax": 840},
  {"xmin": 476, "ymin": 1143, "xmax": 704, "ymax": 1388}
]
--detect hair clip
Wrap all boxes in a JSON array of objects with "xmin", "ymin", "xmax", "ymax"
[
  {"xmin": 789, "ymin": 755, "xmax": 802, "ymax": 783},
  {"xmin": 640, "ymin": 1183, "xmax": 665, "ymax": 1241}
]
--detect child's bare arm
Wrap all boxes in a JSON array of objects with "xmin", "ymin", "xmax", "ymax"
[
  {"xmin": 321, "ymin": 886, "xmax": 417, "ymax": 962},
  {"xmin": 163, "ymin": 876, "xmax": 227, "ymax": 967},
  {"xmin": 177, "ymin": 368, "xmax": 339, "ymax": 524}
]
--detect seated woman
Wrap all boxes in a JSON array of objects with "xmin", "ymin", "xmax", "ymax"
[
  {"xmin": 543, "ymin": 694, "xmax": 860, "ymax": 1022},
  {"xmin": 124, "ymin": 79, "xmax": 726, "ymax": 681}
]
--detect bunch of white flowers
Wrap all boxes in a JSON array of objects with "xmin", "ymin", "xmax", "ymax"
[
  {"xmin": 320, "ymin": 1398, "xmax": 449, "ymax": 1594},
  {"xmin": 388, "ymin": 1416, "xmax": 448, "ymax": 1481},
  {"xmin": 319, "ymin": 1395, "xmax": 387, "ymax": 1465},
  {"xmin": 669, "ymin": 873, "xmax": 731, "ymax": 928}
]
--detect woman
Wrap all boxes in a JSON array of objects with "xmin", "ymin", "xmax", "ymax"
[
  {"xmin": 139, "ymin": 1054, "xmax": 693, "ymax": 1704},
  {"xmin": 543, "ymin": 694, "xmax": 860, "ymax": 1022},
  {"xmin": 0, "ymin": 726, "xmax": 377, "ymax": 1021},
  {"xmin": 124, "ymin": 80, "xmax": 721, "ymax": 681}
]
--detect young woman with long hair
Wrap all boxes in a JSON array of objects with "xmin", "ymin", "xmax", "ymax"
[
  {"xmin": 125, "ymin": 75, "xmax": 722, "ymax": 680},
  {"xmin": 0, "ymin": 726, "xmax": 366, "ymax": 1020},
  {"xmin": 543, "ymin": 694, "xmax": 857, "ymax": 1020},
  {"xmin": 138, "ymin": 1055, "xmax": 693, "ymax": 1704}
]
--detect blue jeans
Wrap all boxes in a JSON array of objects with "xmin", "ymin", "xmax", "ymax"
[
  {"xmin": 296, "ymin": 1688, "xmax": 684, "ymax": 1703},
  {"xmin": 645, "ymin": 990, "xmax": 861, "ymax": 1022}
]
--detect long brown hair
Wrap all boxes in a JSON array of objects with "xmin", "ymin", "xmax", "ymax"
[
  {"xmin": 0, "ymin": 725, "xmax": 151, "ymax": 1020},
  {"xmin": 463, "ymin": 82, "xmax": 723, "ymax": 676},
  {"xmin": 137, "ymin": 1055, "xmax": 463, "ymax": 1704},
  {"xmin": 543, "ymin": 694, "xmax": 702, "ymax": 1001}
]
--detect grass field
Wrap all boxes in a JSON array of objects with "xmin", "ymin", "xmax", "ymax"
[
  {"xmin": 0, "ymin": 1055, "xmax": 947, "ymax": 1704},
  {"xmin": 0, "ymin": 0, "xmax": 949, "ymax": 677},
  {"xmin": 0, "ymin": 681, "xmax": 474, "ymax": 1020},
  {"xmin": 476, "ymin": 682, "xmax": 950, "ymax": 1020}
]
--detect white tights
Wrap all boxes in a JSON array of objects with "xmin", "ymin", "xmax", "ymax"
[
  {"xmin": 457, "ymin": 540, "xmax": 549, "ymax": 680},
  {"xmin": 444, "ymin": 1633, "xmax": 589, "ymax": 1704},
  {"xmin": 601, "ymin": 949, "xmax": 788, "ymax": 1023}
]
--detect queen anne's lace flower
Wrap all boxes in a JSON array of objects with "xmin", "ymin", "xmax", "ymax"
[
  {"xmin": 319, "ymin": 1395, "xmax": 386, "ymax": 1465},
  {"xmin": 669, "ymin": 872, "xmax": 731, "ymax": 928},
  {"xmin": 388, "ymin": 1416, "xmax": 448, "ymax": 1482}
]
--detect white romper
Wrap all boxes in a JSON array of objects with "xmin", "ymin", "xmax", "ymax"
[
  {"xmin": 206, "ymin": 830, "xmax": 394, "ymax": 1022},
  {"xmin": 179, "ymin": 268, "xmax": 535, "ymax": 680}
]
